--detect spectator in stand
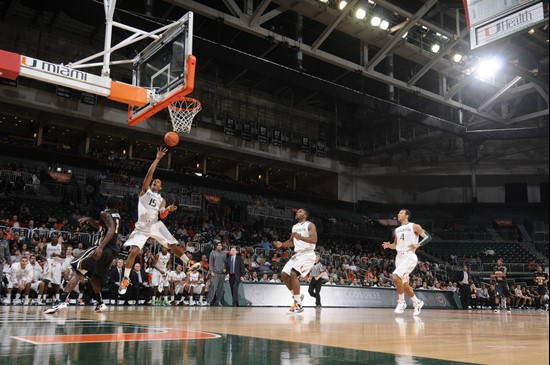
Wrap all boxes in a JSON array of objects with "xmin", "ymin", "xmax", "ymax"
[{"xmin": 259, "ymin": 273, "xmax": 269, "ymax": 282}]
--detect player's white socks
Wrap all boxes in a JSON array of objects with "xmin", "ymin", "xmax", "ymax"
[
  {"xmin": 411, "ymin": 295, "xmax": 419, "ymax": 304},
  {"xmin": 37, "ymin": 294, "xmax": 43, "ymax": 301},
  {"xmin": 15, "ymin": 293, "xmax": 21, "ymax": 300},
  {"xmin": 398, "ymin": 293, "xmax": 405, "ymax": 302},
  {"xmin": 55, "ymin": 293, "xmax": 60, "ymax": 301},
  {"xmin": 124, "ymin": 268, "xmax": 132, "ymax": 278},
  {"xmin": 171, "ymin": 296, "xmax": 175, "ymax": 302},
  {"xmin": 289, "ymin": 289, "xmax": 294, "ymax": 298},
  {"xmin": 163, "ymin": 296, "xmax": 168, "ymax": 302},
  {"xmin": 293, "ymin": 294, "xmax": 302, "ymax": 305}
]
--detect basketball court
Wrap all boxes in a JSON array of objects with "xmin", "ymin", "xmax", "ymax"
[{"xmin": 1, "ymin": 306, "xmax": 547, "ymax": 365}]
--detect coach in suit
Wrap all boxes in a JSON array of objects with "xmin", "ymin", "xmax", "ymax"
[
  {"xmin": 129, "ymin": 263, "xmax": 151, "ymax": 304},
  {"xmin": 226, "ymin": 247, "xmax": 246, "ymax": 306},
  {"xmin": 456, "ymin": 265, "xmax": 472, "ymax": 309},
  {"xmin": 108, "ymin": 259, "xmax": 124, "ymax": 304}
]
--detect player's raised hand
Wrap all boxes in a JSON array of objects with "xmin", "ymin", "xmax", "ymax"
[
  {"xmin": 167, "ymin": 204, "xmax": 178, "ymax": 212},
  {"xmin": 382, "ymin": 242, "xmax": 391, "ymax": 249},
  {"xmin": 156, "ymin": 147, "xmax": 168, "ymax": 160},
  {"xmin": 275, "ymin": 241, "xmax": 283, "ymax": 249}
]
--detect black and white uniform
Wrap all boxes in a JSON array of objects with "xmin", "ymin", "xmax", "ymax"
[
  {"xmin": 282, "ymin": 220, "xmax": 316, "ymax": 277},
  {"xmin": 534, "ymin": 272, "xmax": 549, "ymax": 296},
  {"xmin": 71, "ymin": 210, "xmax": 121, "ymax": 282},
  {"xmin": 123, "ymin": 189, "xmax": 178, "ymax": 249},
  {"xmin": 43, "ymin": 244, "xmax": 63, "ymax": 285},
  {"xmin": 493, "ymin": 266, "xmax": 511, "ymax": 297},
  {"xmin": 392, "ymin": 222, "xmax": 419, "ymax": 282},
  {"xmin": 152, "ymin": 252, "xmax": 171, "ymax": 289}
]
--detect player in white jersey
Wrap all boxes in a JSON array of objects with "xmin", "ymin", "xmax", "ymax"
[
  {"xmin": 29, "ymin": 254, "xmax": 46, "ymax": 305},
  {"xmin": 5, "ymin": 257, "xmax": 33, "ymax": 305},
  {"xmin": 276, "ymin": 208, "xmax": 318, "ymax": 313},
  {"xmin": 42, "ymin": 235, "xmax": 65, "ymax": 302},
  {"xmin": 184, "ymin": 263, "xmax": 206, "ymax": 306},
  {"xmin": 382, "ymin": 209, "xmax": 432, "ymax": 316},
  {"xmin": 151, "ymin": 246, "xmax": 171, "ymax": 305},
  {"xmin": 119, "ymin": 147, "xmax": 189, "ymax": 295},
  {"xmin": 169, "ymin": 264, "xmax": 187, "ymax": 305}
]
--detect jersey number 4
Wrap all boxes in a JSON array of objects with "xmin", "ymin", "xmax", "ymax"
[
  {"xmin": 148, "ymin": 198, "xmax": 157, "ymax": 207},
  {"xmin": 400, "ymin": 234, "xmax": 405, "ymax": 241}
]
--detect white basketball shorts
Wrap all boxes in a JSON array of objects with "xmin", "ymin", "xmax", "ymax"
[
  {"xmin": 152, "ymin": 270, "xmax": 170, "ymax": 287},
  {"xmin": 282, "ymin": 250, "xmax": 316, "ymax": 277},
  {"xmin": 393, "ymin": 251, "xmax": 418, "ymax": 282},
  {"xmin": 124, "ymin": 220, "xmax": 178, "ymax": 249}
]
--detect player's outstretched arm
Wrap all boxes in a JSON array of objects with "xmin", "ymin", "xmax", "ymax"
[
  {"xmin": 79, "ymin": 216, "xmax": 101, "ymax": 230},
  {"xmin": 142, "ymin": 147, "xmax": 167, "ymax": 194},
  {"xmin": 382, "ymin": 231, "xmax": 397, "ymax": 250},
  {"xmin": 159, "ymin": 199, "xmax": 177, "ymax": 219}
]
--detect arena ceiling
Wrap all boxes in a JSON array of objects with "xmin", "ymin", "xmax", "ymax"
[{"xmin": 0, "ymin": 0, "xmax": 549, "ymax": 168}]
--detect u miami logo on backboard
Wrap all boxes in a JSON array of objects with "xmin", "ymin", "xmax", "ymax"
[{"xmin": 21, "ymin": 56, "xmax": 37, "ymax": 68}]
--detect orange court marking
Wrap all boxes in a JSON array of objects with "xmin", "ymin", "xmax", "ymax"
[{"xmin": 13, "ymin": 328, "xmax": 220, "ymax": 345}]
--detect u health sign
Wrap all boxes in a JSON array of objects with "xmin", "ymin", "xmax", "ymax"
[{"xmin": 470, "ymin": 2, "xmax": 545, "ymax": 49}]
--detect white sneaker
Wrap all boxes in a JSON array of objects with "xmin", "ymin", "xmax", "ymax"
[
  {"xmin": 394, "ymin": 301, "xmax": 407, "ymax": 314},
  {"xmin": 3, "ymin": 298, "xmax": 11, "ymax": 305},
  {"xmin": 23, "ymin": 300, "xmax": 30, "ymax": 306},
  {"xmin": 413, "ymin": 300, "xmax": 424, "ymax": 316},
  {"xmin": 94, "ymin": 303, "xmax": 107, "ymax": 312},
  {"xmin": 43, "ymin": 301, "xmax": 68, "ymax": 314},
  {"xmin": 183, "ymin": 300, "xmax": 189, "ymax": 305},
  {"xmin": 189, "ymin": 299, "xmax": 195, "ymax": 306},
  {"xmin": 494, "ymin": 309, "xmax": 500, "ymax": 313}
]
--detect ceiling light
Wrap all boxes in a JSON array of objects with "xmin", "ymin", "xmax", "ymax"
[
  {"xmin": 371, "ymin": 16, "xmax": 381, "ymax": 26},
  {"xmin": 319, "ymin": 0, "xmax": 329, "ymax": 2},
  {"xmin": 379, "ymin": 20, "xmax": 389, "ymax": 30},
  {"xmin": 367, "ymin": 0, "xmax": 375, "ymax": 4},
  {"xmin": 355, "ymin": 8, "xmax": 366, "ymax": 20},
  {"xmin": 402, "ymin": 31, "xmax": 408, "ymax": 39},
  {"xmin": 476, "ymin": 57, "xmax": 503, "ymax": 78},
  {"xmin": 431, "ymin": 43, "xmax": 440, "ymax": 53},
  {"xmin": 338, "ymin": 1, "xmax": 347, "ymax": 10},
  {"xmin": 453, "ymin": 53, "xmax": 463, "ymax": 63},
  {"xmin": 528, "ymin": 28, "xmax": 535, "ymax": 35}
]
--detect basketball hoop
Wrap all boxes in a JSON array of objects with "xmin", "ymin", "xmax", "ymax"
[{"xmin": 167, "ymin": 96, "xmax": 202, "ymax": 134}]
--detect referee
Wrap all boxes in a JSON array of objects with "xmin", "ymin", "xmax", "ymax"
[{"xmin": 308, "ymin": 253, "xmax": 326, "ymax": 308}]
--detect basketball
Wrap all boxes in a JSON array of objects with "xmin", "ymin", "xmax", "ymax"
[{"xmin": 164, "ymin": 131, "xmax": 179, "ymax": 147}]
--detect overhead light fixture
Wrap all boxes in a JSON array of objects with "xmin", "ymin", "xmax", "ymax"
[
  {"xmin": 338, "ymin": 1, "xmax": 347, "ymax": 10},
  {"xmin": 402, "ymin": 31, "xmax": 408, "ymax": 39},
  {"xmin": 476, "ymin": 57, "xmax": 503, "ymax": 78},
  {"xmin": 195, "ymin": 172, "xmax": 203, "ymax": 177},
  {"xmin": 319, "ymin": 0, "xmax": 329, "ymax": 2},
  {"xmin": 528, "ymin": 28, "xmax": 536, "ymax": 35},
  {"xmin": 371, "ymin": 16, "xmax": 381, "ymax": 27},
  {"xmin": 431, "ymin": 43, "xmax": 440, "ymax": 53},
  {"xmin": 368, "ymin": 0, "xmax": 375, "ymax": 4},
  {"xmin": 380, "ymin": 20, "xmax": 389, "ymax": 30},
  {"xmin": 355, "ymin": 8, "xmax": 366, "ymax": 20},
  {"xmin": 453, "ymin": 53, "xmax": 463, "ymax": 63}
]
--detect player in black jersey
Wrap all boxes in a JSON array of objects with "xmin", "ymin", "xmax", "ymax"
[
  {"xmin": 491, "ymin": 258, "xmax": 512, "ymax": 312},
  {"xmin": 44, "ymin": 197, "xmax": 121, "ymax": 314},
  {"xmin": 534, "ymin": 265, "xmax": 549, "ymax": 311}
]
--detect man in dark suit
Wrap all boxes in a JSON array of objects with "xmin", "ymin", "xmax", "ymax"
[
  {"xmin": 457, "ymin": 264, "xmax": 472, "ymax": 309},
  {"xmin": 129, "ymin": 262, "xmax": 151, "ymax": 304},
  {"xmin": 108, "ymin": 259, "xmax": 124, "ymax": 304},
  {"xmin": 226, "ymin": 246, "xmax": 246, "ymax": 306}
]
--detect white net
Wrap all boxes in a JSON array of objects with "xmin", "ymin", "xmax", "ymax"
[{"xmin": 168, "ymin": 97, "xmax": 202, "ymax": 134}]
